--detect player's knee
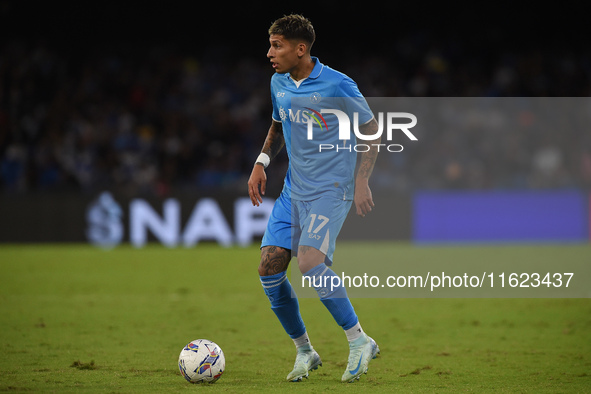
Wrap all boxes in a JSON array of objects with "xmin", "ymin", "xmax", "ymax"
[
  {"xmin": 296, "ymin": 246, "xmax": 325, "ymax": 274},
  {"xmin": 257, "ymin": 261, "xmax": 269, "ymax": 277},
  {"xmin": 258, "ymin": 246, "xmax": 291, "ymax": 276}
]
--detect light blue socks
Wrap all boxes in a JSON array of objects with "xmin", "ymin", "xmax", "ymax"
[
  {"xmin": 260, "ymin": 264, "xmax": 360, "ymax": 346},
  {"xmin": 303, "ymin": 263, "xmax": 359, "ymax": 330},
  {"xmin": 260, "ymin": 271, "xmax": 306, "ymax": 339}
]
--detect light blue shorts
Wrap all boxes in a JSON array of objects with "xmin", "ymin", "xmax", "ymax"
[{"xmin": 261, "ymin": 192, "xmax": 352, "ymax": 265}]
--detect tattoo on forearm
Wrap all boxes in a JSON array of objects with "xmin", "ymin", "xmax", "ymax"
[
  {"xmin": 262, "ymin": 121, "xmax": 285, "ymax": 160},
  {"xmin": 357, "ymin": 119, "xmax": 380, "ymax": 179},
  {"xmin": 358, "ymin": 148, "xmax": 378, "ymax": 179}
]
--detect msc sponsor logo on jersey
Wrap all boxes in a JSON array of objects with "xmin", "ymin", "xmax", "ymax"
[
  {"xmin": 279, "ymin": 106, "xmax": 288, "ymax": 121},
  {"xmin": 279, "ymin": 107, "xmax": 316, "ymax": 125},
  {"xmin": 281, "ymin": 107, "xmax": 315, "ymax": 124}
]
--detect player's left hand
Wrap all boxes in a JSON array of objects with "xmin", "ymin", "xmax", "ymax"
[{"xmin": 354, "ymin": 179, "xmax": 374, "ymax": 217}]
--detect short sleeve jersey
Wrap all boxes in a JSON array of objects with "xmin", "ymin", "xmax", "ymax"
[{"xmin": 270, "ymin": 57, "xmax": 373, "ymax": 201}]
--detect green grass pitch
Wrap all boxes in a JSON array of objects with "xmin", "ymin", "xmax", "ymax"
[{"xmin": 1, "ymin": 243, "xmax": 590, "ymax": 393}]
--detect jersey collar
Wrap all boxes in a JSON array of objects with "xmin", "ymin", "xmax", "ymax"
[
  {"xmin": 286, "ymin": 57, "xmax": 324, "ymax": 82},
  {"xmin": 308, "ymin": 57, "xmax": 324, "ymax": 79}
]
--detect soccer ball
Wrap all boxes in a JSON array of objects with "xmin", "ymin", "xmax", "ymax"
[{"xmin": 178, "ymin": 339, "xmax": 225, "ymax": 384}]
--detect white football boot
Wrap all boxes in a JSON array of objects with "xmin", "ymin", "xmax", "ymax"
[
  {"xmin": 341, "ymin": 334, "xmax": 380, "ymax": 383},
  {"xmin": 286, "ymin": 347, "xmax": 322, "ymax": 382}
]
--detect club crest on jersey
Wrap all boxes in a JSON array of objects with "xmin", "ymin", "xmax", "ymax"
[{"xmin": 310, "ymin": 92, "xmax": 321, "ymax": 104}]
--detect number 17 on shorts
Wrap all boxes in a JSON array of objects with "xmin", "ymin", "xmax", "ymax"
[{"xmin": 294, "ymin": 197, "xmax": 352, "ymax": 263}]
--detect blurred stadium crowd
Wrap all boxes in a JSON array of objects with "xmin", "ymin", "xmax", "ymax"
[{"xmin": 1, "ymin": 34, "xmax": 591, "ymax": 196}]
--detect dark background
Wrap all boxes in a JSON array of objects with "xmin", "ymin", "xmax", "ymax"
[
  {"xmin": 4, "ymin": 2, "xmax": 588, "ymax": 57},
  {"xmin": 1, "ymin": 1, "xmax": 590, "ymax": 198}
]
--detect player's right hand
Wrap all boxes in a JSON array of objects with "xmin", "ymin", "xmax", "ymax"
[{"xmin": 248, "ymin": 164, "xmax": 267, "ymax": 206}]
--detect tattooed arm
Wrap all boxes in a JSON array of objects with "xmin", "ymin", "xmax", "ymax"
[
  {"xmin": 248, "ymin": 120, "xmax": 285, "ymax": 206},
  {"xmin": 354, "ymin": 118, "xmax": 380, "ymax": 217}
]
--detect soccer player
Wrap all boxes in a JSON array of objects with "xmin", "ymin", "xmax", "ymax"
[{"xmin": 247, "ymin": 14, "xmax": 380, "ymax": 383}]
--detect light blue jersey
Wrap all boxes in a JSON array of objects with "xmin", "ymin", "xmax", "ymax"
[{"xmin": 271, "ymin": 57, "xmax": 374, "ymax": 201}]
